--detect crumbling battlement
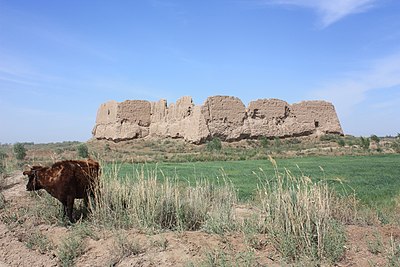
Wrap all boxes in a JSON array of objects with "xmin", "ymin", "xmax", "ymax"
[{"xmin": 92, "ymin": 96, "xmax": 343, "ymax": 143}]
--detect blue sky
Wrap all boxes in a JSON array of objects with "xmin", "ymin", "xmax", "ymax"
[{"xmin": 1, "ymin": 0, "xmax": 399, "ymax": 143}]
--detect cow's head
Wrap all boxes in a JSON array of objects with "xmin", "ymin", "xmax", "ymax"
[{"xmin": 23, "ymin": 166, "xmax": 44, "ymax": 191}]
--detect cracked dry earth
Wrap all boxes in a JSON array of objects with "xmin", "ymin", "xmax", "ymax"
[{"xmin": 1, "ymin": 172, "xmax": 400, "ymax": 266}]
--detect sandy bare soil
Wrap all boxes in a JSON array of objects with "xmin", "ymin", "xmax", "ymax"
[{"xmin": 0, "ymin": 172, "xmax": 399, "ymax": 266}]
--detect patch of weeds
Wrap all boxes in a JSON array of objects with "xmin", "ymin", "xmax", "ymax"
[
  {"xmin": 206, "ymin": 137, "xmax": 222, "ymax": 152},
  {"xmin": 72, "ymin": 222, "xmax": 99, "ymax": 240},
  {"xmin": 242, "ymin": 217, "xmax": 266, "ymax": 250},
  {"xmin": 234, "ymin": 250, "xmax": 258, "ymax": 266},
  {"xmin": 197, "ymin": 250, "xmax": 258, "ymax": 267},
  {"xmin": 151, "ymin": 235, "xmax": 168, "ymax": 251},
  {"xmin": 57, "ymin": 233, "xmax": 86, "ymax": 267},
  {"xmin": 204, "ymin": 250, "xmax": 229, "ymax": 266},
  {"xmin": 0, "ymin": 192, "xmax": 5, "ymax": 210},
  {"xmin": 0, "ymin": 207, "xmax": 28, "ymax": 226},
  {"xmin": 323, "ymin": 220, "xmax": 347, "ymax": 263},
  {"xmin": 0, "ymin": 172, "xmax": 5, "ymax": 209},
  {"xmin": 25, "ymin": 230, "xmax": 54, "ymax": 254},
  {"xmin": 257, "ymin": 157, "xmax": 348, "ymax": 264},
  {"xmin": 367, "ymin": 232, "xmax": 384, "ymax": 255},
  {"xmin": 28, "ymin": 192, "xmax": 64, "ymax": 225},
  {"xmin": 387, "ymin": 236, "xmax": 400, "ymax": 267},
  {"xmin": 110, "ymin": 231, "xmax": 143, "ymax": 265}
]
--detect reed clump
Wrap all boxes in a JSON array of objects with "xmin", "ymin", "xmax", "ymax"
[
  {"xmin": 89, "ymin": 163, "xmax": 236, "ymax": 232},
  {"xmin": 256, "ymin": 156, "xmax": 348, "ymax": 264}
]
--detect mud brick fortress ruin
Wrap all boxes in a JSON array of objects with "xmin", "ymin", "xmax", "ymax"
[{"xmin": 92, "ymin": 96, "xmax": 343, "ymax": 144}]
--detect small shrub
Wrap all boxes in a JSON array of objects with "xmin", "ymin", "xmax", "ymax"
[
  {"xmin": 0, "ymin": 151, "xmax": 7, "ymax": 175},
  {"xmin": 110, "ymin": 231, "xmax": 142, "ymax": 264},
  {"xmin": 337, "ymin": 138, "xmax": 346, "ymax": 147},
  {"xmin": 391, "ymin": 140, "xmax": 400, "ymax": 153},
  {"xmin": 0, "ymin": 155, "xmax": 6, "ymax": 209},
  {"xmin": 388, "ymin": 236, "xmax": 400, "ymax": 267},
  {"xmin": 367, "ymin": 232, "xmax": 384, "ymax": 255},
  {"xmin": 360, "ymin": 137, "xmax": 370, "ymax": 150},
  {"xmin": 57, "ymin": 233, "xmax": 86, "ymax": 267},
  {"xmin": 323, "ymin": 221, "xmax": 346, "ymax": 263},
  {"xmin": 198, "ymin": 250, "xmax": 257, "ymax": 267},
  {"xmin": 273, "ymin": 137, "xmax": 281, "ymax": 147},
  {"xmin": 28, "ymin": 192, "xmax": 64, "ymax": 224},
  {"xmin": 0, "ymin": 191, "xmax": 5, "ymax": 210},
  {"xmin": 104, "ymin": 144, "xmax": 111, "ymax": 152},
  {"xmin": 77, "ymin": 144, "xmax": 89, "ymax": 158},
  {"xmin": 25, "ymin": 230, "xmax": 54, "ymax": 254},
  {"xmin": 259, "ymin": 136, "xmax": 269, "ymax": 149},
  {"xmin": 13, "ymin": 143, "xmax": 26, "ymax": 160},
  {"xmin": 320, "ymin": 134, "xmax": 339, "ymax": 142},
  {"xmin": 370, "ymin": 135, "xmax": 380, "ymax": 143},
  {"xmin": 206, "ymin": 137, "xmax": 222, "ymax": 152}
]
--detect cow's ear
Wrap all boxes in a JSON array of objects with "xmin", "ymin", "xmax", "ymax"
[{"xmin": 23, "ymin": 171, "xmax": 30, "ymax": 175}]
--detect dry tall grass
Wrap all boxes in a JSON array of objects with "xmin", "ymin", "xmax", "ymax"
[
  {"xmin": 256, "ymin": 156, "xmax": 348, "ymax": 263},
  {"xmin": 89, "ymin": 162, "xmax": 237, "ymax": 232}
]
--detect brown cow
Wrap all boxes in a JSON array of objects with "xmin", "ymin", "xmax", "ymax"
[{"xmin": 23, "ymin": 159, "xmax": 100, "ymax": 222}]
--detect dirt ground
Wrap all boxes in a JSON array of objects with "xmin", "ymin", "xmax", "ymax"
[{"xmin": 1, "ymin": 172, "xmax": 400, "ymax": 267}]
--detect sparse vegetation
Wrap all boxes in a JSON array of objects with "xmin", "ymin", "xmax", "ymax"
[
  {"xmin": 0, "ymin": 151, "xmax": 7, "ymax": 175},
  {"xmin": 25, "ymin": 230, "xmax": 54, "ymax": 254},
  {"xmin": 370, "ymin": 134, "xmax": 380, "ymax": 143},
  {"xmin": 360, "ymin": 136, "xmax": 370, "ymax": 150},
  {"xmin": 392, "ymin": 140, "xmax": 400, "ymax": 153},
  {"xmin": 259, "ymin": 136, "xmax": 269, "ymax": 149},
  {"xmin": 89, "ymin": 163, "xmax": 236, "ymax": 232},
  {"xmin": 13, "ymin": 142, "xmax": 27, "ymax": 160},
  {"xmin": 206, "ymin": 137, "xmax": 222, "ymax": 152},
  {"xmin": 367, "ymin": 232, "xmax": 384, "ymax": 255},
  {"xmin": 256, "ymin": 157, "xmax": 347, "ymax": 263},
  {"xmin": 57, "ymin": 225, "xmax": 88, "ymax": 267},
  {"xmin": 110, "ymin": 231, "xmax": 143, "ymax": 264},
  {"xmin": 77, "ymin": 143, "xmax": 89, "ymax": 158},
  {"xmin": 1, "ymin": 137, "xmax": 400, "ymax": 266}
]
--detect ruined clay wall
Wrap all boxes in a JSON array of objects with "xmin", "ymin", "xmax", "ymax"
[{"xmin": 92, "ymin": 96, "xmax": 343, "ymax": 143}]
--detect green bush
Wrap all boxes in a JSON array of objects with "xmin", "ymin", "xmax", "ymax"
[
  {"xmin": 320, "ymin": 134, "xmax": 339, "ymax": 142},
  {"xmin": 259, "ymin": 136, "xmax": 269, "ymax": 149},
  {"xmin": 77, "ymin": 144, "xmax": 89, "ymax": 158},
  {"xmin": 391, "ymin": 140, "xmax": 400, "ymax": 153},
  {"xmin": 13, "ymin": 143, "xmax": 26, "ymax": 160},
  {"xmin": 206, "ymin": 137, "xmax": 222, "ymax": 152},
  {"xmin": 57, "ymin": 233, "xmax": 86, "ymax": 267},
  {"xmin": 337, "ymin": 138, "xmax": 346, "ymax": 147},
  {"xmin": 360, "ymin": 137, "xmax": 370, "ymax": 150},
  {"xmin": 370, "ymin": 135, "xmax": 380, "ymax": 143},
  {"xmin": 273, "ymin": 137, "xmax": 281, "ymax": 147},
  {"xmin": 0, "ymin": 151, "xmax": 7, "ymax": 175}
]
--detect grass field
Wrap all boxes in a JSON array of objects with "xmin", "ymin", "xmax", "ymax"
[{"xmin": 107, "ymin": 154, "xmax": 400, "ymax": 208}]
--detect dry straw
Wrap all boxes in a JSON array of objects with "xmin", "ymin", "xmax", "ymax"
[
  {"xmin": 89, "ymin": 160, "xmax": 237, "ymax": 232},
  {"xmin": 256, "ymin": 156, "xmax": 348, "ymax": 263}
]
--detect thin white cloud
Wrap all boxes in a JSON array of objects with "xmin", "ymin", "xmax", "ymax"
[
  {"xmin": 312, "ymin": 52, "xmax": 400, "ymax": 111},
  {"xmin": 309, "ymin": 52, "xmax": 400, "ymax": 136},
  {"xmin": 263, "ymin": 0, "xmax": 378, "ymax": 27}
]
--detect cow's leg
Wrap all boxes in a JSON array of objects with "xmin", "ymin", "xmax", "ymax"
[
  {"xmin": 60, "ymin": 200, "xmax": 68, "ymax": 219},
  {"xmin": 83, "ymin": 193, "xmax": 89, "ymax": 210},
  {"xmin": 66, "ymin": 197, "xmax": 75, "ymax": 223}
]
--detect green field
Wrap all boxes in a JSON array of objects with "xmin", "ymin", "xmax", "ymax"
[{"xmin": 107, "ymin": 154, "xmax": 400, "ymax": 208}]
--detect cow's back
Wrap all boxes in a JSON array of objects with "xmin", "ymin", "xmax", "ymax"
[{"xmin": 51, "ymin": 160, "xmax": 100, "ymax": 199}]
